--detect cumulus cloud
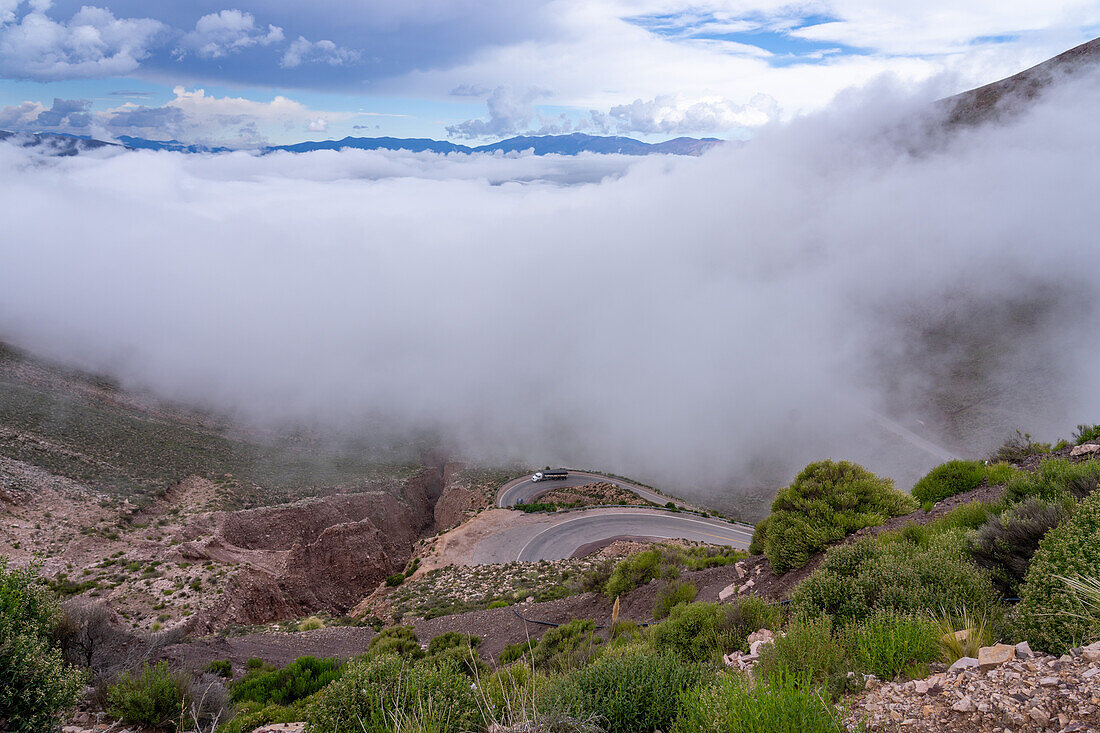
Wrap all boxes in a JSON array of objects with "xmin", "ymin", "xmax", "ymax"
[
  {"xmin": 609, "ymin": 93, "xmax": 779, "ymax": 134},
  {"xmin": 446, "ymin": 85, "xmax": 552, "ymax": 138},
  {"xmin": 102, "ymin": 86, "xmax": 348, "ymax": 145},
  {"xmin": 1, "ymin": 71, "xmax": 1099, "ymax": 506},
  {"xmin": 0, "ymin": 98, "xmax": 43, "ymax": 128},
  {"xmin": 34, "ymin": 97, "xmax": 91, "ymax": 127},
  {"xmin": 174, "ymin": 9, "xmax": 283, "ymax": 60},
  {"xmin": 0, "ymin": 2, "xmax": 164, "ymax": 80},
  {"xmin": 280, "ymin": 36, "xmax": 359, "ymax": 68}
]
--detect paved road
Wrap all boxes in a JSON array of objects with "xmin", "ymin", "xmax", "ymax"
[
  {"xmin": 515, "ymin": 508, "xmax": 754, "ymax": 561},
  {"xmin": 496, "ymin": 469, "xmax": 687, "ymax": 508}
]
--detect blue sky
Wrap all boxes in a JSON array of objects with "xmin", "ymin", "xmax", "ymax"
[{"xmin": 1, "ymin": 0, "xmax": 1098, "ymax": 146}]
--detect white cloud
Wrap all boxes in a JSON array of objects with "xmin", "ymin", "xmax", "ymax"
[
  {"xmin": 0, "ymin": 3, "xmax": 164, "ymax": 80},
  {"xmin": 103, "ymin": 86, "xmax": 350, "ymax": 145},
  {"xmin": 446, "ymin": 85, "xmax": 554, "ymax": 138},
  {"xmin": 280, "ymin": 36, "xmax": 359, "ymax": 68},
  {"xmin": 609, "ymin": 93, "xmax": 779, "ymax": 134},
  {"xmin": 174, "ymin": 9, "xmax": 283, "ymax": 59},
  {"xmin": 0, "ymin": 99, "xmax": 43, "ymax": 128}
]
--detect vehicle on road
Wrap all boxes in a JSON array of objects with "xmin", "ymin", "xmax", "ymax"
[{"xmin": 531, "ymin": 469, "xmax": 568, "ymax": 482}]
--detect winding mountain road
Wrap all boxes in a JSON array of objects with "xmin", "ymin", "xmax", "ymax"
[{"xmin": 481, "ymin": 470, "xmax": 753, "ymax": 562}]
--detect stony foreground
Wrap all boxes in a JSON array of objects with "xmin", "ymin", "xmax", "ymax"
[{"xmin": 848, "ymin": 641, "xmax": 1100, "ymax": 732}]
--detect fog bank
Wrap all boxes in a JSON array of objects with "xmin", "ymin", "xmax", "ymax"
[{"xmin": 2, "ymin": 73, "xmax": 1098, "ymax": 506}]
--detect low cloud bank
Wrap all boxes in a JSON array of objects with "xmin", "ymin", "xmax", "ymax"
[{"xmin": 1, "ymin": 73, "xmax": 1098, "ymax": 506}]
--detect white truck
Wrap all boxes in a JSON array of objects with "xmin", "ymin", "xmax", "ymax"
[{"xmin": 531, "ymin": 469, "xmax": 569, "ymax": 482}]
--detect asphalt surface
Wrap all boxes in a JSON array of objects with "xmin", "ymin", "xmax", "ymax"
[
  {"xmin": 488, "ymin": 471, "xmax": 752, "ymax": 562},
  {"xmin": 496, "ymin": 470, "xmax": 685, "ymax": 508},
  {"xmin": 516, "ymin": 508, "xmax": 753, "ymax": 561}
]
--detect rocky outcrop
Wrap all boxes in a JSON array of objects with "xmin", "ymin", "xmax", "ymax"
[
  {"xmin": 434, "ymin": 462, "xmax": 486, "ymax": 530},
  {"xmin": 186, "ymin": 469, "xmax": 441, "ymax": 631}
]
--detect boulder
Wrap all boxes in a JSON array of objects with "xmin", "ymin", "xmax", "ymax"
[
  {"xmin": 1015, "ymin": 641, "xmax": 1033, "ymax": 658},
  {"xmin": 978, "ymin": 644, "xmax": 1016, "ymax": 671},
  {"xmin": 1070, "ymin": 443, "xmax": 1100, "ymax": 456},
  {"xmin": 1082, "ymin": 641, "xmax": 1100, "ymax": 662},
  {"xmin": 718, "ymin": 582, "xmax": 739, "ymax": 601},
  {"xmin": 948, "ymin": 656, "xmax": 979, "ymax": 672}
]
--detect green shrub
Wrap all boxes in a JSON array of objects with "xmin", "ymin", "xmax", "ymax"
[
  {"xmin": 968, "ymin": 498, "xmax": 1069, "ymax": 595},
  {"xmin": 245, "ymin": 657, "xmax": 263, "ymax": 671},
  {"xmin": 912, "ymin": 460, "xmax": 986, "ymax": 507},
  {"xmin": 204, "ymin": 659, "xmax": 232, "ymax": 678},
  {"xmin": 547, "ymin": 646, "xmax": 712, "ymax": 733},
  {"xmin": 842, "ymin": 612, "xmax": 939, "ymax": 680},
  {"xmin": 1004, "ymin": 459, "xmax": 1100, "ymax": 505},
  {"xmin": 306, "ymin": 654, "xmax": 481, "ymax": 733},
  {"xmin": 789, "ymin": 531, "xmax": 999, "ymax": 626},
  {"xmin": 1015, "ymin": 489, "xmax": 1100, "ymax": 653},
  {"xmin": 648, "ymin": 599, "xmax": 779, "ymax": 663},
  {"xmin": 384, "ymin": 573, "xmax": 405, "ymax": 587},
  {"xmin": 426, "ymin": 632, "xmax": 481, "ymax": 655},
  {"xmin": 297, "ymin": 616, "xmax": 325, "ymax": 631},
  {"xmin": 756, "ymin": 461, "xmax": 918, "ymax": 574},
  {"xmin": 367, "ymin": 625, "xmax": 424, "ymax": 660},
  {"xmin": 230, "ymin": 656, "xmax": 341, "ymax": 706},
  {"xmin": 671, "ymin": 672, "xmax": 846, "ymax": 733},
  {"xmin": 498, "ymin": 642, "xmax": 529, "ymax": 666},
  {"xmin": 106, "ymin": 662, "xmax": 188, "ymax": 731},
  {"xmin": 756, "ymin": 617, "xmax": 853, "ymax": 697},
  {"xmin": 1073, "ymin": 424, "xmax": 1100, "ymax": 445},
  {"xmin": 603, "ymin": 545, "xmax": 746, "ymax": 598},
  {"xmin": 654, "ymin": 580, "xmax": 698, "ymax": 620},
  {"xmin": 604, "ymin": 549, "xmax": 673, "ymax": 598},
  {"xmin": 532, "ymin": 620, "xmax": 601, "ymax": 671},
  {"xmin": 749, "ymin": 516, "xmax": 768, "ymax": 555},
  {"xmin": 0, "ymin": 558, "xmax": 84, "ymax": 733}
]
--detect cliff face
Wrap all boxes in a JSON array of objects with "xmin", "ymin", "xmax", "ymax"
[{"xmin": 186, "ymin": 467, "xmax": 443, "ymax": 630}]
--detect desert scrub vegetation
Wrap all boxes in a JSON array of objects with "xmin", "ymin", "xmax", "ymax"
[
  {"xmin": 106, "ymin": 662, "xmax": 189, "ymax": 731},
  {"xmin": 648, "ymin": 598, "xmax": 782, "ymax": 663},
  {"xmin": 654, "ymin": 579, "xmax": 697, "ymax": 619},
  {"xmin": 599, "ymin": 544, "xmax": 746, "ymax": 598},
  {"xmin": 910, "ymin": 460, "xmax": 1018, "ymax": 508},
  {"xmin": 1014, "ymin": 487, "xmax": 1100, "ymax": 653},
  {"xmin": 545, "ymin": 646, "xmax": 713, "ymax": 733},
  {"xmin": 967, "ymin": 497, "xmax": 1069, "ymax": 595},
  {"xmin": 1074, "ymin": 423, "xmax": 1100, "ymax": 445},
  {"xmin": 1003, "ymin": 457, "xmax": 1100, "ymax": 505},
  {"xmin": 0, "ymin": 558, "xmax": 84, "ymax": 732},
  {"xmin": 386, "ymin": 559, "xmax": 594, "ymax": 620},
  {"xmin": 306, "ymin": 653, "xmax": 481, "ymax": 733},
  {"xmin": 752, "ymin": 460, "xmax": 918, "ymax": 574},
  {"xmin": 788, "ymin": 529, "xmax": 1000, "ymax": 626},
  {"xmin": 671, "ymin": 672, "xmax": 847, "ymax": 733}
]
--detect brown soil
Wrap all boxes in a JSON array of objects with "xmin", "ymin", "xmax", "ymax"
[{"xmin": 533, "ymin": 482, "xmax": 650, "ymax": 507}]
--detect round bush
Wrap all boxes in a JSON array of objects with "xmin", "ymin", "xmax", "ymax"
[
  {"xmin": 757, "ymin": 461, "xmax": 918, "ymax": 574},
  {"xmin": 1015, "ymin": 489, "xmax": 1100, "ymax": 654},
  {"xmin": 911, "ymin": 460, "xmax": 985, "ymax": 506},
  {"xmin": 107, "ymin": 663, "xmax": 188, "ymax": 731}
]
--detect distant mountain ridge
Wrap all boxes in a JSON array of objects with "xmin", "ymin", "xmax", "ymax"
[{"xmin": 0, "ymin": 129, "xmax": 724, "ymax": 157}]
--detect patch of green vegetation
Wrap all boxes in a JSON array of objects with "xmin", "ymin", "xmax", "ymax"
[
  {"xmin": 1074, "ymin": 423, "xmax": 1100, "ymax": 445},
  {"xmin": 911, "ymin": 460, "xmax": 1019, "ymax": 509},
  {"xmin": 601, "ymin": 544, "xmax": 747, "ymax": 598},
  {"xmin": 648, "ymin": 598, "xmax": 782, "ymax": 664},
  {"xmin": 993, "ymin": 430, "xmax": 1052, "ymax": 463},
  {"xmin": 843, "ymin": 612, "xmax": 940, "ymax": 680},
  {"xmin": 968, "ymin": 498, "xmax": 1069, "ymax": 595},
  {"xmin": 753, "ymin": 461, "xmax": 918, "ymax": 574},
  {"xmin": 107, "ymin": 662, "xmax": 188, "ymax": 731},
  {"xmin": 307, "ymin": 653, "xmax": 482, "ymax": 733},
  {"xmin": 789, "ymin": 529, "xmax": 1001, "ymax": 627},
  {"xmin": 672, "ymin": 671, "xmax": 847, "ymax": 733},
  {"xmin": 544, "ymin": 646, "xmax": 712, "ymax": 733},
  {"xmin": 654, "ymin": 580, "xmax": 698, "ymax": 620},
  {"xmin": 0, "ymin": 558, "xmax": 84, "ymax": 731},
  {"xmin": 1014, "ymin": 487, "xmax": 1100, "ymax": 654},
  {"xmin": 231, "ymin": 655, "xmax": 341, "ymax": 706}
]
